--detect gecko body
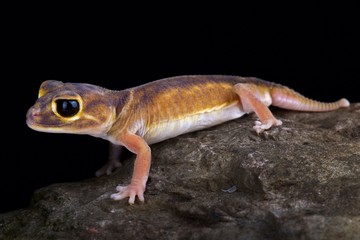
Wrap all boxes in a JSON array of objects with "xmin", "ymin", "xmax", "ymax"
[{"xmin": 26, "ymin": 75, "xmax": 350, "ymax": 204}]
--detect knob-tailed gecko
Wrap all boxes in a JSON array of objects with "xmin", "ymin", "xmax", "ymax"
[{"xmin": 26, "ymin": 75, "xmax": 350, "ymax": 204}]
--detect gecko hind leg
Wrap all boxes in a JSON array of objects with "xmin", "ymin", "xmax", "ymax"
[
  {"xmin": 234, "ymin": 83, "xmax": 282, "ymax": 134},
  {"xmin": 95, "ymin": 143, "xmax": 123, "ymax": 177}
]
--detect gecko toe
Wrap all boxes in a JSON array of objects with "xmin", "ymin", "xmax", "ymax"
[
  {"xmin": 116, "ymin": 185, "xmax": 126, "ymax": 192},
  {"xmin": 128, "ymin": 193, "xmax": 136, "ymax": 204},
  {"xmin": 111, "ymin": 183, "xmax": 146, "ymax": 204},
  {"xmin": 111, "ymin": 193, "xmax": 126, "ymax": 201}
]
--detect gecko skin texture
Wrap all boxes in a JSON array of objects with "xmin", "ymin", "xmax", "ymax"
[{"xmin": 26, "ymin": 75, "xmax": 350, "ymax": 204}]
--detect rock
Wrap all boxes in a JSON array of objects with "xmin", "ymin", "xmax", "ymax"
[{"xmin": 1, "ymin": 104, "xmax": 359, "ymax": 240}]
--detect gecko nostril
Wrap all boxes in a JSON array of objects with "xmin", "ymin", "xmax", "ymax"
[{"xmin": 27, "ymin": 108, "xmax": 40, "ymax": 118}]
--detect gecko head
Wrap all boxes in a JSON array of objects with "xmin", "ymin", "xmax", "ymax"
[{"xmin": 26, "ymin": 80, "xmax": 116, "ymax": 136}]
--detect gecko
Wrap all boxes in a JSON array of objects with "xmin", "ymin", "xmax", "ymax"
[{"xmin": 26, "ymin": 75, "xmax": 350, "ymax": 204}]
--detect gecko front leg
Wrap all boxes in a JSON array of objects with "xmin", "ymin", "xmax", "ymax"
[
  {"xmin": 110, "ymin": 132, "xmax": 151, "ymax": 204},
  {"xmin": 95, "ymin": 143, "xmax": 123, "ymax": 177}
]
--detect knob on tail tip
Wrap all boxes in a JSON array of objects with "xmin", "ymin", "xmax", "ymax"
[{"xmin": 338, "ymin": 98, "xmax": 350, "ymax": 108}]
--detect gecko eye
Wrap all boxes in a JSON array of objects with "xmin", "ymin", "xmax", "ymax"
[{"xmin": 55, "ymin": 99, "xmax": 80, "ymax": 117}]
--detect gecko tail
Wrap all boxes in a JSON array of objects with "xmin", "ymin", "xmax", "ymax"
[{"xmin": 270, "ymin": 85, "xmax": 350, "ymax": 112}]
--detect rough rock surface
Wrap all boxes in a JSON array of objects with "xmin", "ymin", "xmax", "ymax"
[{"xmin": 1, "ymin": 104, "xmax": 360, "ymax": 240}]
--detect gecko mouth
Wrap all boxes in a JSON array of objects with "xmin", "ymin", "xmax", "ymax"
[
  {"xmin": 26, "ymin": 118, "xmax": 68, "ymax": 132},
  {"xmin": 26, "ymin": 111, "xmax": 69, "ymax": 132}
]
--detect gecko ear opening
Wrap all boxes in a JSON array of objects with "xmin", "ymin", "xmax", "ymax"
[{"xmin": 38, "ymin": 80, "xmax": 64, "ymax": 98}]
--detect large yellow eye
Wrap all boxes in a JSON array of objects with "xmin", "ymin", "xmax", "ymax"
[{"xmin": 55, "ymin": 99, "xmax": 80, "ymax": 117}]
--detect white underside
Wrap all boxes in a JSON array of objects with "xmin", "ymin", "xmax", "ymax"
[{"xmin": 143, "ymin": 103, "xmax": 245, "ymax": 144}]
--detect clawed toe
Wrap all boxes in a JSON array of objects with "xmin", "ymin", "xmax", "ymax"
[
  {"xmin": 111, "ymin": 183, "xmax": 145, "ymax": 204},
  {"xmin": 253, "ymin": 119, "xmax": 283, "ymax": 134}
]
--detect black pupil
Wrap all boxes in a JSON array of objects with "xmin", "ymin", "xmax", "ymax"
[{"xmin": 56, "ymin": 99, "xmax": 80, "ymax": 117}]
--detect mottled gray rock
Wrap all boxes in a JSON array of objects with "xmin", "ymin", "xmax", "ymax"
[{"xmin": 1, "ymin": 104, "xmax": 360, "ymax": 240}]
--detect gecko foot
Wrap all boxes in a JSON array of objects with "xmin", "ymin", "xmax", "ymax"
[
  {"xmin": 95, "ymin": 159, "xmax": 122, "ymax": 177},
  {"xmin": 253, "ymin": 119, "xmax": 283, "ymax": 134},
  {"xmin": 110, "ymin": 183, "xmax": 145, "ymax": 204}
]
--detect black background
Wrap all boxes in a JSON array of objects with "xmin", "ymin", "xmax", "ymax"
[{"xmin": 2, "ymin": 4, "xmax": 359, "ymax": 213}]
